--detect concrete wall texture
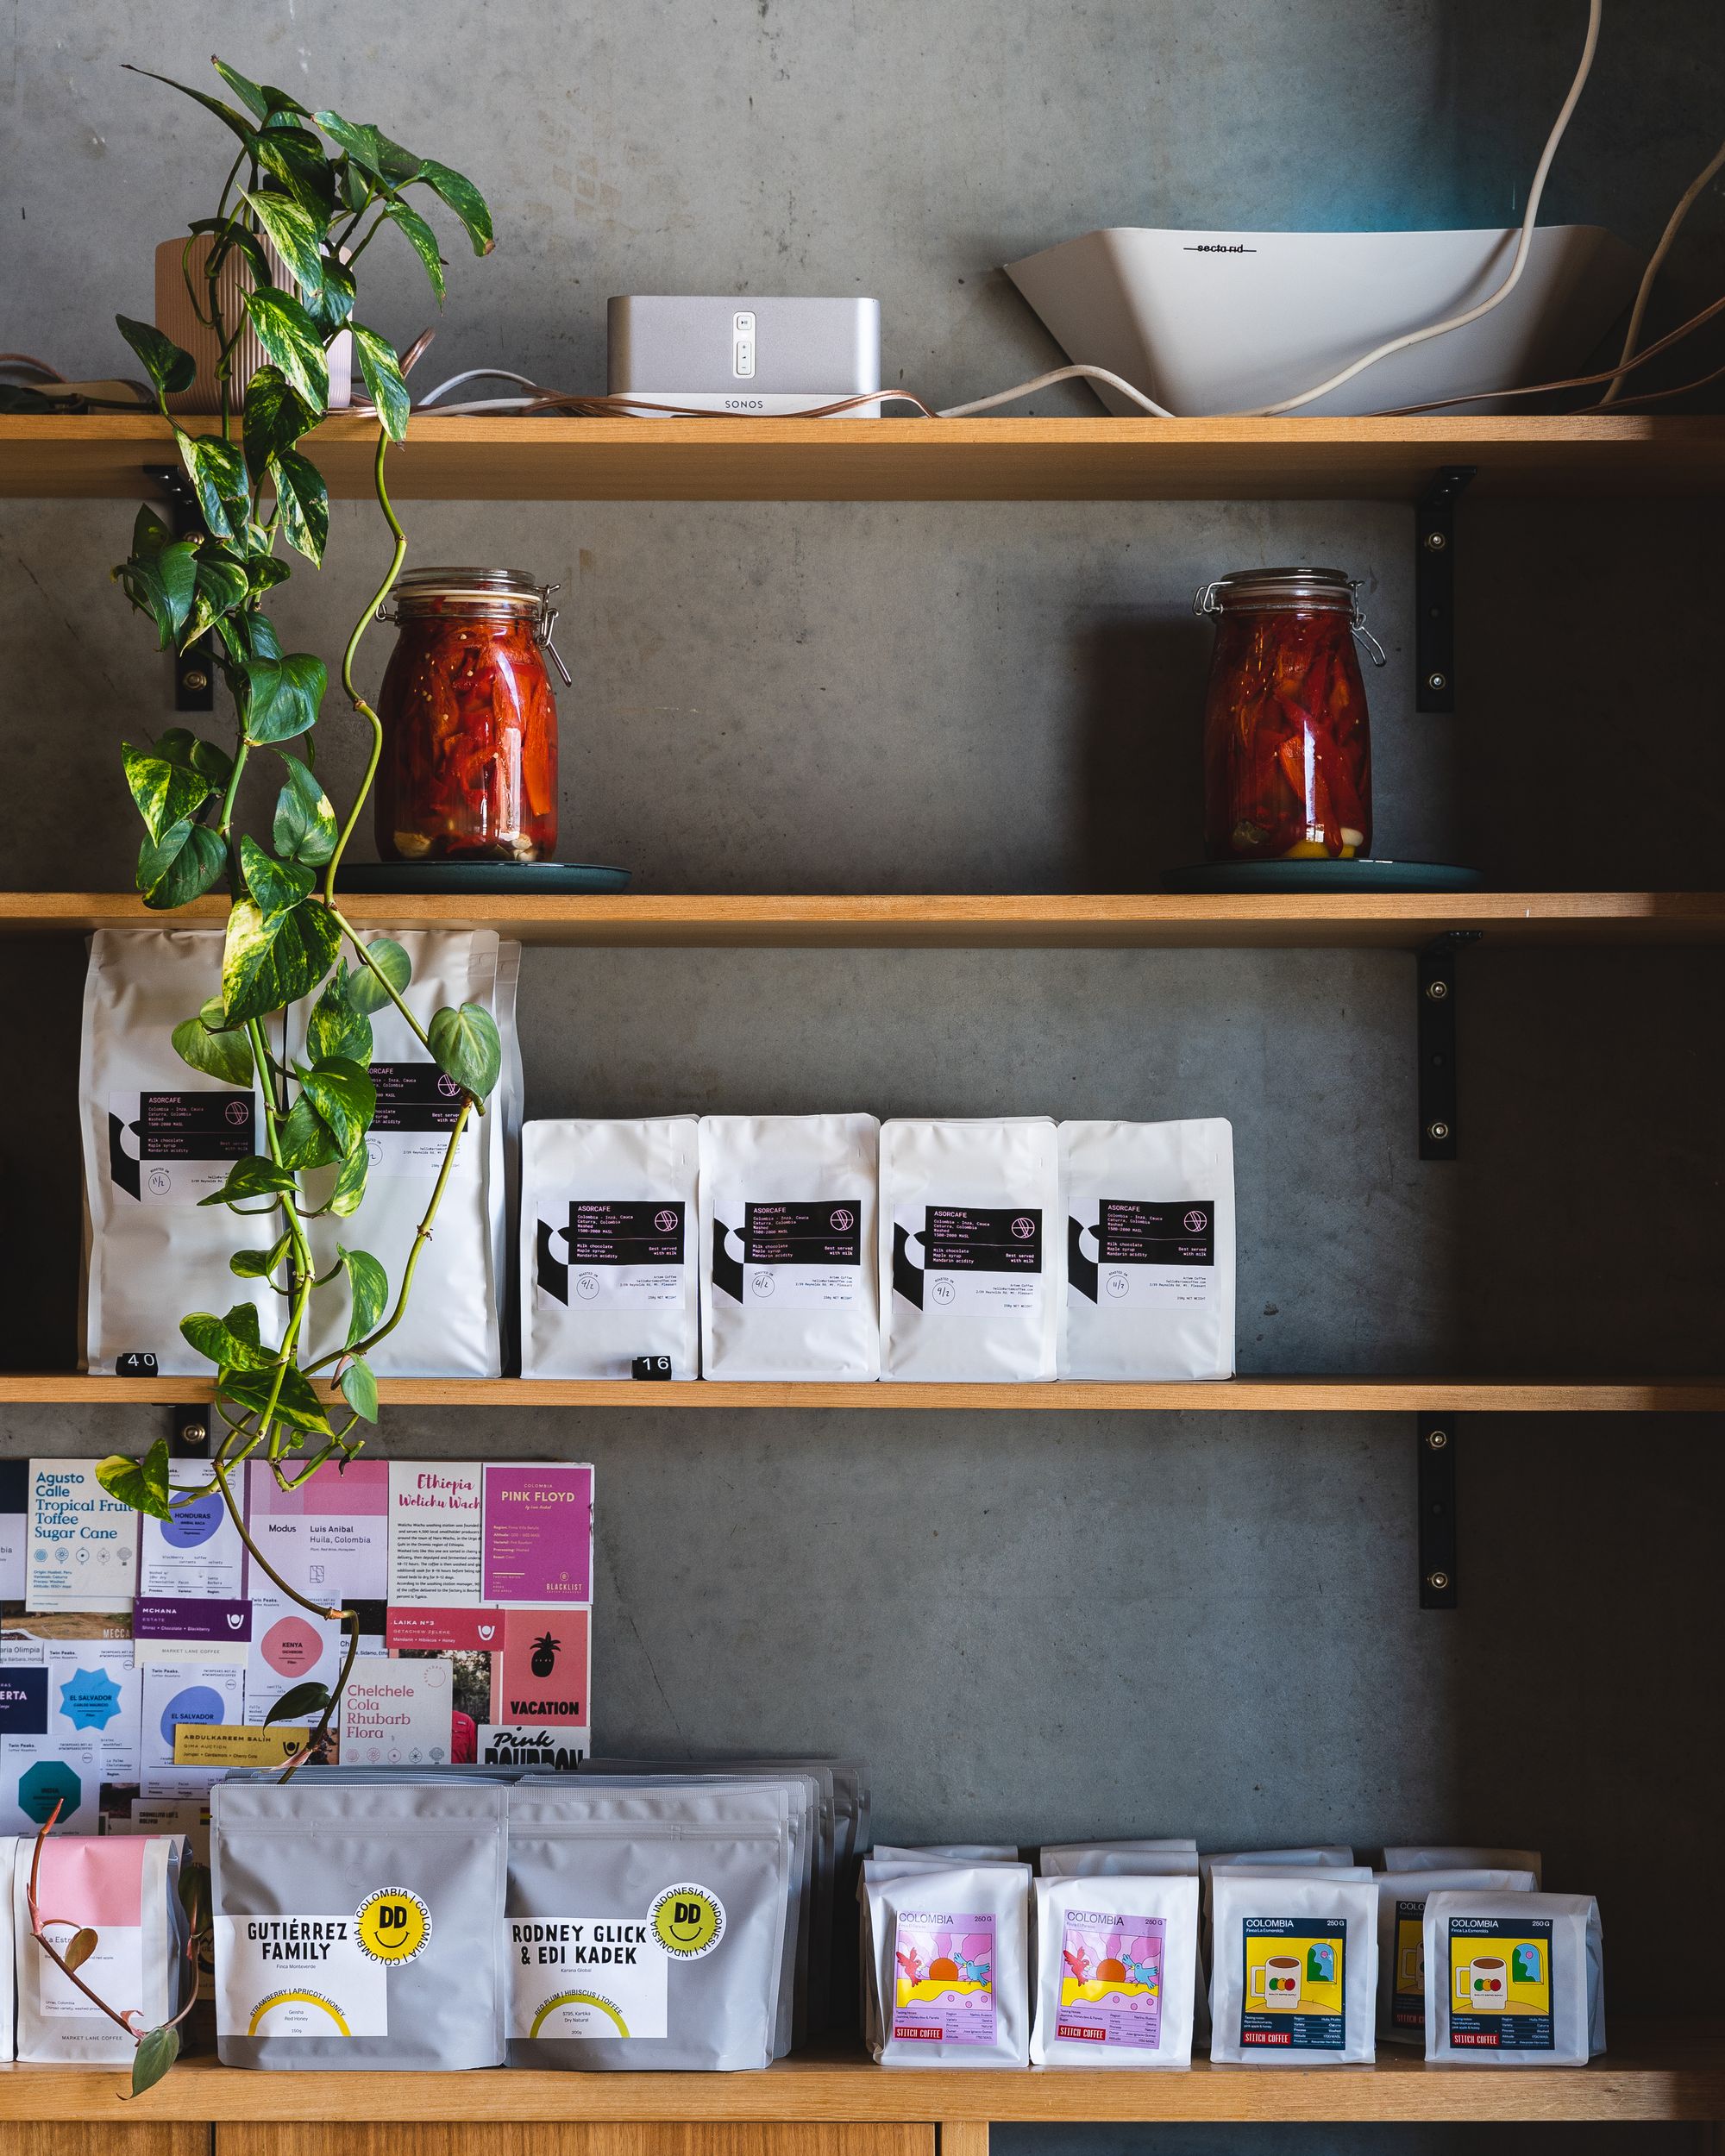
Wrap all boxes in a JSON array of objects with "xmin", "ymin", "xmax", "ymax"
[{"xmin": 4, "ymin": 3, "xmax": 1725, "ymax": 2146}]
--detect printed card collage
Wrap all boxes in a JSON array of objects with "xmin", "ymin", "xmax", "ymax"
[{"xmin": 0, "ymin": 1459, "xmax": 593, "ymax": 1852}]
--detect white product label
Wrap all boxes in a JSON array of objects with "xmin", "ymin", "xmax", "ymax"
[
  {"xmin": 107, "ymin": 1089, "xmax": 254, "ymax": 1205},
  {"xmin": 509, "ymin": 1918, "xmax": 668, "ymax": 2040},
  {"xmin": 365, "ymin": 1063, "xmax": 470, "ymax": 1179},
  {"xmin": 216, "ymin": 1915, "xmax": 388, "ymax": 2038},
  {"xmin": 38, "ymin": 1920, "xmax": 142, "ymax": 2019},
  {"xmin": 739, "ymin": 1200, "xmax": 861, "ymax": 1308},
  {"xmin": 549, "ymin": 1200, "xmax": 686, "ymax": 1311}
]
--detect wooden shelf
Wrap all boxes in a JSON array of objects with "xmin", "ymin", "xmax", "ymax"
[
  {"xmin": 5, "ymin": 1376, "xmax": 1722, "ymax": 1412},
  {"xmin": 4, "ymin": 2028, "xmax": 1721, "ymax": 2122},
  {"xmin": 6, "ymin": 890, "xmax": 1725, "ymax": 950},
  {"xmin": 3, "ymin": 413, "xmax": 1724, "ymax": 504}
]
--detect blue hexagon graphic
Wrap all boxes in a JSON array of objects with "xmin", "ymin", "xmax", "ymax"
[{"xmin": 17, "ymin": 1759, "xmax": 82, "ymax": 1827}]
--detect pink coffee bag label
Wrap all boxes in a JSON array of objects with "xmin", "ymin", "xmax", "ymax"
[
  {"xmin": 1055, "ymin": 1910, "xmax": 1164, "ymax": 2049},
  {"xmin": 891, "ymin": 1910, "xmax": 995, "ymax": 2044}
]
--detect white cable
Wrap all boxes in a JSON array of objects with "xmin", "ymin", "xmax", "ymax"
[
  {"xmin": 938, "ymin": 363, "xmax": 1174, "ymax": 419},
  {"xmin": 1244, "ymin": 0, "xmax": 1602, "ymax": 415},
  {"xmin": 1600, "ymin": 133, "xmax": 1725, "ymax": 404},
  {"xmin": 413, "ymin": 367, "xmax": 544, "ymax": 407}
]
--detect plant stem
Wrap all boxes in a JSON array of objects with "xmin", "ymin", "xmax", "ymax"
[
  {"xmin": 27, "ymin": 1808, "xmax": 142, "ymax": 2037},
  {"xmin": 322, "ymin": 427, "xmax": 405, "ymax": 906}
]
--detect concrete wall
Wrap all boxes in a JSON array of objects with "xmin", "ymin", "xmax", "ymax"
[{"xmin": 4, "ymin": 3, "xmax": 1725, "ymax": 2147}]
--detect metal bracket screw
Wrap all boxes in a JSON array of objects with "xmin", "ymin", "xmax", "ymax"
[{"xmin": 1415, "ymin": 464, "xmax": 1476, "ymax": 712}]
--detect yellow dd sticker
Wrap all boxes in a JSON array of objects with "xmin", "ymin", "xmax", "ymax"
[
  {"xmin": 354, "ymin": 1888, "xmax": 432, "ymax": 1966},
  {"xmin": 649, "ymin": 1882, "xmax": 726, "ymax": 1960}
]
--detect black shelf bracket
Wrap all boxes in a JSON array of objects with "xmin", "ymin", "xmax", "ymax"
[
  {"xmin": 169, "ymin": 1406, "xmax": 213, "ymax": 1459},
  {"xmin": 1417, "ymin": 1416, "xmax": 1458, "ymax": 1608},
  {"xmin": 143, "ymin": 463, "xmax": 215, "ymax": 714},
  {"xmin": 1415, "ymin": 465, "xmax": 1477, "ymax": 711},
  {"xmin": 1418, "ymin": 930, "xmax": 1481, "ymax": 1159}
]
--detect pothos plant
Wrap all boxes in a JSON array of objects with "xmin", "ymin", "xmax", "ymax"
[{"xmin": 41, "ymin": 56, "xmax": 495, "ymax": 2090}]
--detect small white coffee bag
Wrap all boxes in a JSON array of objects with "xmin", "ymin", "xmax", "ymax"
[
  {"xmin": 880, "ymin": 1119, "xmax": 1058, "ymax": 1381},
  {"xmin": 1058, "ymin": 1119, "xmax": 1235, "ymax": 1378},
  {"xmin": 1032, "ymin": 1873, "xmax": 1199, "ymax": 2067},
  {"xmin": 1384, "ymin": 1845, "xmax": 1543, "ymax": 1886},
  {"xmin": 521, "ymin": 1119, "xmax": 699, "ymax": 1378},
  {"xmin": 865, "ymin": 1861, "xmax": 1031, "ymax": 2066},
  {"xmin": 80, "ymin": 930, "xmax": 266, "ymax": 1375},
  {"xmin": 875, "ymin": 1845, "xmax": 1019, "ymax": 1863},
  {"xmin": 1209, "ymin": 1869, "xmax": 1377, "ymax": 2065},
  {"xmin": 699, "ymin": 1115, "xmax": 880, "ymax": 1380},
  {"xmin": 1041, "ymin": 1841, "xmax": 1200, "ymax": 1877},
  {"xmin": 1423, "ymin": 1889, "xmax": 1603, "ymax": 2065},
  {"xmin": 1375, "ymin": 1868, "xmax": 1538, "ymax": 2044},
  {"xmin": 14, "ymin": 1834, "xmax": 186, "ymax": 2065}
]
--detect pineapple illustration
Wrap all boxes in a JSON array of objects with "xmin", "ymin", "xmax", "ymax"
[{"xmin": 530, "ymin": 1631, "xmax": 560, "ymax": 1677}]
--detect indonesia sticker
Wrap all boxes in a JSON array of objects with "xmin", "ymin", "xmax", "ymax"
[
  {"xmin": 649, "ymin": 1882, "xmax": 725, "ymax": 1960},
  {"xmin": 354, "ymin": 1887, "xmax": 432, "ymax": 1966}
]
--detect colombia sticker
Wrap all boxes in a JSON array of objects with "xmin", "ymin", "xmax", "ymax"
[
  {"xmin": 649, "ymin": 1882, "xmax": 725, "ymax": 1960},
  {"xmin": 354, "ymin": 1887, "xmax": 432, "ymax": 1966}
]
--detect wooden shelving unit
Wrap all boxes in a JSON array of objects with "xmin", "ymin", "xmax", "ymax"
[
  {"xmin": 4, "ymin": 411, "xmax": 1725, "ymax": 504},
  {"xmin": 7, "ymin": 889, "xmax": 1725, "ymax": 950},
  {"xmin": 6, "ymin": 1375, "xmax": 1722, "ymax": 1412},
  {"xmin": 3, "ymin": 2028, "xmax": 1722, "ymax": 2125}
]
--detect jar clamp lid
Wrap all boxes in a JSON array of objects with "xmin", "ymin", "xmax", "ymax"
[
  {"xmin": 378, "ymin": 565, "xmax": 572, "ymax": 682},
  {"xmin": 1194, "ymin": 565, "xmax": 1387, "ymax": 667}
]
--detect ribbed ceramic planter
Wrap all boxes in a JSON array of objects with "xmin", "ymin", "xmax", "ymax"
[{"xmin": 154, "ymin": 234, "xmax": 352, "ymax": 415}]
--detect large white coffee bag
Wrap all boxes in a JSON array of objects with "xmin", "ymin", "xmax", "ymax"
[
  {"xmin": 1058, "ymin": 1119, "xmax": 1234, "ymax": 1378},
  {"xmin": 879, "ymin": 1119, "xmax": 1058, "ymax": 1381},
  {"xmin": 301, "ymin": 930, "xmax": 513, "ymax": 1377},
  {"xmin": 521, "ymin": 1119, "xmax": 699, "ymax": 1378},
  {"xmin": 80, "ymin": 930, "xmax": 266, "ymax": 1375},
  {"xmin": 699, "ymin": 1115, "xmax": 880, "ymax": 1380}
]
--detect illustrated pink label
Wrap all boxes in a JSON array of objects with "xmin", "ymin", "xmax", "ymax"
[
  {"xmin": 1054, "ymin": 1911, "xmax": 1164, "ymax": 2049},
  {"xmin": 891, "ymin": 1910, "xmax": 996, "ymax": 2044}
]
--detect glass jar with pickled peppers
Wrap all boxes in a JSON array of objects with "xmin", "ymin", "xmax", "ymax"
[
  {"xmin": 374, "ymin": 567, "xmax": 569, "ymax": 862},
  {"xmin": 1195, "ymin": 567, "xmax": 1386, "ymax": 862}
]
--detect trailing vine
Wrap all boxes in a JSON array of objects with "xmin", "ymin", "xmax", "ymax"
[{"xmin": 67, "ymin": 56, "xmax": 494, "ymax": 2089}]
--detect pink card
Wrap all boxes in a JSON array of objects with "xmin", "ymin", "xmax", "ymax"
[
  {"xmin": 246, "ymin": 1459, "xmax": 389, "ymax": 1602},
  {"xmin": 480, "ymin": 1466, "xmax": 593, "ymax": 1607},
  {"xmin": 385, "ymin": 1608, "xmax": 504, "ymax": 1652},
  {"xmin": 491, "ymin": 1608, "xmax": 590, "ymax": 1727}
]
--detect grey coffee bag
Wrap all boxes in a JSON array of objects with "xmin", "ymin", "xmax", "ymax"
[
  {"xmin": 507, "ymin": 1781, "xmax": 792, "ymax": 2070},
  {"xmin": 212, "ymin": 1777, "xmax": 508, "ymax": 2070}
]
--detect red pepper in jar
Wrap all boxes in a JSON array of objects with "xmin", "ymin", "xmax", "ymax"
[
  {"xmin": 1195, "ymin": 567, "xmax": 1379, "ymax": 862},
  {"xmin": 375, "ymin": 567, "xmax": 563, "ymax": 862}
]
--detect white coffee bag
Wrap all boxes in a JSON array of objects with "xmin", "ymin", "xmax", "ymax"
[
  {"xmin": 80, "ymin": 930, "xmax": 265, "ymax": 1375},
  {"xmin": 699, "ymin": 1115, "xmax": 880, "ymax": 1380},
  {"xmin": 875, "ymin": 1845, "xmax": 1019, "ymax": 1863},
  {"xmin": 521, "ymin": 1119, "xmax": 699, "ymax": 1378},
  {"xmin": 14, "ymin": 1833, "xmax": 186, "ymax": 2065},
  {"xmin": 301, "ymin": 930, "xmax": 513, "ymax": 1377},
  {"xmin": 1209, "ymin": 1869, "xmax": 1377, "ymax": 2065},
  {"xmin": 864, "ymin": 1860, "xmax": 1031, "ymax": 2066},
  {"xmin": 1032, "ymin": 1873, "xmax": 1199, "ymax": 2067},
  {"xmin": 1058, "ymin": 1119, "xmax": 1234, "ymax": 1378},
  {"xmin": 880, "ymin": 1119, "xmax": 1058, "ymax": 1381},
  {"xmin": 1384, "ymin": 1845, "xmax": 1544, "ymax": 1886},
  {"xmin": 1423, "ymin": 1889, "xmax": 1603, "ymax": 2065},
  {"xmin": 1375, "ymin": 1867, "xmax": 1538, "ymax": 2044}
]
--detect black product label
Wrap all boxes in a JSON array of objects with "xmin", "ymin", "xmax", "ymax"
[
  {"xmin": 573, "ymin": 1200, "xmax": 686, "ymax": 1267},
  {"xmin": 1447, "ymin": 1915, "xmax": 1554, "ymax": 2050},
  {"xmin": 370, "ymin": 1061, "xmax": 465, "ymax": 1132},
  {"xmin": 137, "ymin": 1091, "xmax": 253, "ymax": 1161},
  {"xmin": 743, "ymin": 1201, "xmax": 861, "ymax": 1269},
  {"xmin": 1100, "ymin": 1198, "xmax": 1214, "ymax": 1267},
  {"xmin": 926, "ymin": 1205, "xmax": 1043, "ymax": 1273}
]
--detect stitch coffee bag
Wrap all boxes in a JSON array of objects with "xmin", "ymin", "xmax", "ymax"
[
  {"xmin": 1032, "ymin": 1871, "xmax": 1199, "ymax": 2067},
  {"xmin": 1375, "ymin": 1866, "xmax": 1538, "ymax": 2043},
  {"xmin": 1422, "ymin": 1889, "xmax": 1603, "ymax": 2064},
  {"xmin": 1209, "ymin": 1869, "xmax": 1377, "ymax": 2065},
  {"xmin": 864, "ymin": 1860, "xmax": 1031, "ymax": 2066}
]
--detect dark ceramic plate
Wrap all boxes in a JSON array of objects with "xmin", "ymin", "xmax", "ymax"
[
  {"xmin": 1164, "ymin": 860, "xmax": 1484, "ymax": 893},
  {"xmin": 336, "ymin": 862, "xmax": 631, "ymax": 894}
]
